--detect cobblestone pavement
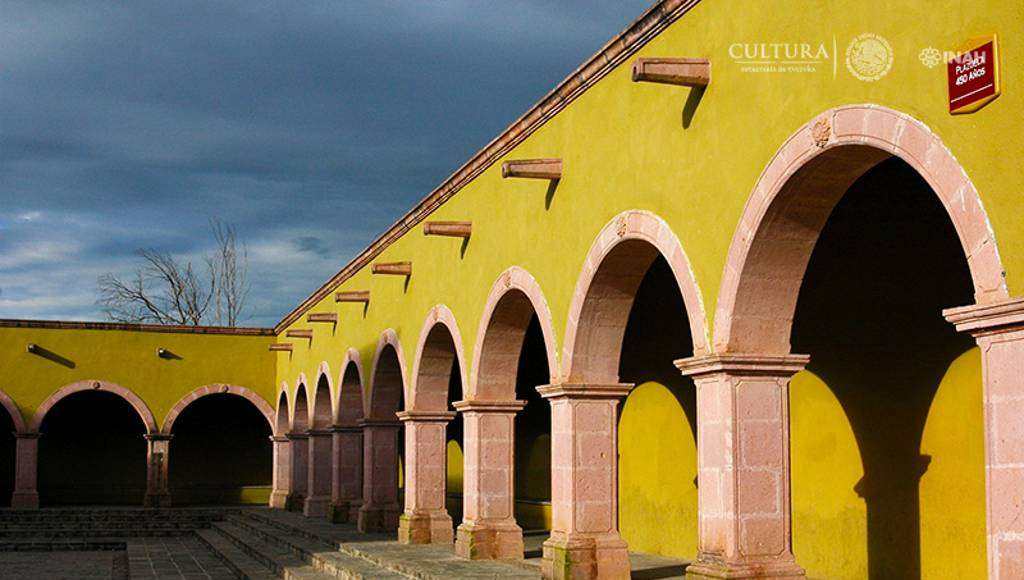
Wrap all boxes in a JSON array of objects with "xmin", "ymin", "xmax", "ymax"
[
  {"xmin": 0, "ymin": 550, "xmax": 123, "ymax": 579},
  {"xmin": 126, "ymin": 536, "xmax": 236, "ymax": 579}
]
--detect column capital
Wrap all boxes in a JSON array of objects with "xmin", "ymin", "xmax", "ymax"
[
  {"xmin": 396, "ymin": 410, "xmax": 456, "ymax": 423},
  {"xmin": 329, "ymin": 424, "xmax": 362, "ymax": 434},
  {"xmin": 675, "ymin": 352, "xmax": 810, "ymax": 378},
  {"xmin": 536, "ymin": 382, "xmax": 632, "ymax": 400},
  {"xmin": 14, "ymin": 431, "xmax": 41, "ymax": 440},
  {"xmin": 307, "ymin": 428, "xmax": 333, "ymax": 437},
  {"xmin": 285, "ymin": 431, "xmax": 309, "ymax": 440},
  {"xmin": 452, "ymin": 399, "xmax": 526, "ymax": 413},
  {"xmin": 944, "ymin": 297, "xmax": 1024, "ymax": 337},
  {"xmin": 144, "ymin": 433, "xmax": 173, "ymax": 442},
  {"xmin": 269, "ymin": 435, "xmax": 289, "ymax": 443},
  {"xmin": 358, "ymin": 418, "xmax": 401, "ymax": 428}
]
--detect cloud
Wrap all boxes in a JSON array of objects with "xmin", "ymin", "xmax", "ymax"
[{"xmin": 0, "ymin": 0, "xmax": 654, "ymax": 326}]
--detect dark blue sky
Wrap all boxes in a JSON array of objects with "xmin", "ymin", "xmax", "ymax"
[{"xmin": 0, "ymin": 1, "xmax": 654, "ymax": 326}]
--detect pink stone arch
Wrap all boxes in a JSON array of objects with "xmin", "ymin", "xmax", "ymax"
[
  {"xmin": 0, "ymin": 389, "xmax": 26, "ymax": 433},
  {"xmin": 292, "ymin": 375, "xmax": 310, "ymax": 432},
  {"xmin": 469, "ymin": 266, "xmax": 559, "ymax": 400},
  {"xmin": 161, "ymin": 384, "xmax": 275, "ymax": 435},
  {"xmin": 368, "ymin": 329, "xmax": 408, "ymax": 419},
  {"xmin": 30, "ymin": 380, "xmax": 157, "ymax": 434},
  {"xmin": 275, "ymin": 382, "xmax": 291, "ymax": 436},
  {"xmin": 409, "ymin": 304, "xmax": 469, "ymax": 411},
  {"xmin": 310, "ymin": 361, "xmax": 334, "ymax": 429},
  {"xmin": 336, "ymin": 348, "xmax": 366, "ymax": 426},
  {"xmin": 561, "ymin": 209, "xmax": 710, "ymax": 382},
  {"xmin": 715, "ymin": 104, "xmax": 1009, "ymax": 354}
]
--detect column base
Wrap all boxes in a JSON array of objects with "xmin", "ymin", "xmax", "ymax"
[
  {"xmin": 10, "ymin": 491, "xmax": 39, "ymax": 509},
  {"xmin": 541, "ymin": 532, "xmax": 629, "ymax": 580},
  {"xmin": 685, "ymin": 559, "xmax": 805, "ymax": 579},
  {"xmin": 285, "ymin": 493, "xmax": 305, "ymax": 512},
  {"xmin": 357, "ymin": 503, "xmax": 400, "ymax": 533},
  {"xmin": 455, "ymin": 521, "xmax": 524, "ymax": 560},
  {"xmin": 303, "ymin": 495, "xmax": 331, "ymax": 518},
  {"xmin": 144, "ymin": 492, "xmax": 171, "ymax": 508},
  {"xmin": 329, "ymin": 501, "xmax": 351, "ymax": 523},
  {"xmin": 269, "ymin": 490, "xmax": 289, "ymax": 509},
  {"xmin": 397, "ymin": 510, "xmax": 454, "ymax": 544}
]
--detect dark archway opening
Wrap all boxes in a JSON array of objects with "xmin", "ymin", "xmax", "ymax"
[
  {"xmin": 445, "ymin": 354, "xmax": 464, "ymax": 526},
  {"xmin": 791, "ymin": 157, "xmax": 976, "ymax": 578},
  {"xmin": 169, "ymin": 394, "xmax": 272, "ymax": 505},
  {"xmin": 514, "ymin": 314, "xmax": 552, "ymax": 532},
  {"xmin": 0, "ymin": 408, "xmax": 14, "ymax": 507},
  {"xmin": 39, "ymin": 391, "xmax": 147, "ymax": 505},
  {"xmin": 617, "ymin": 254, "xmax": 698, "ymax": 557}
]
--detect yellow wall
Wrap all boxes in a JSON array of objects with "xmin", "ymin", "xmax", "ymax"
[
  {"xmin": 0, "ymin": 326, "xmax": 275, "ymax": 429},
  {"xmin": 272, "ymin": 0, "xmax": 1019, "ymax": 570},
  {"xmin": 618, "ymin": 382, "xmax": 698, "ymax": 559}
]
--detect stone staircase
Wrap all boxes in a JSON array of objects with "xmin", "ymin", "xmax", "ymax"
[{"xmin": 199, "ymin": 509, "xmax": 540, "ymax": 579}]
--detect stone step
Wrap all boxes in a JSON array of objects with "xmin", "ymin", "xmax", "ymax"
[
  {"xmin": 195, "ymin": 528, "xmax": 281, "ymax": 580},
  {"xmin": 0, "ymin": 527, "xmax": 199, "ymax": 538},
  {"xmin": 224, "ymin": 515, "xmax": 406, "ymax": 579},
  {"xmin": 0, "ymin": 539, "xmax": 128, "ymax": 552},
  {"xmin": 207, "ymin": 522, "xmax": 356, "ymax": 580},
  {"xmin": 239, "ymin": 510, "xmax": 538, "ymax": 579}
]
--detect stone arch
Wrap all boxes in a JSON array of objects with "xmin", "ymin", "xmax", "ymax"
[
  {"xmin": 562, "ymin": 209, "xmax": 710, "ymax": 383},
  {"xmin": 469, "ymin": 266, "xmax": 558, "ymax": 401},
  {"xmin": 311, "ymin": 362, "xmax": 334, "ymax": 430},
  {"xmin": 292, "ymin": 378, "xmax": 310, "ymax": 432},
  {"xmin": 715, "ymin": 104, "xmax": 1008, "ymax": 354},
  {"xmin": 410, "ymin": 304, "xmax": 469, "ymax": 411},
  {"xmin": 0, "ymin": 389, "xmax": 25, "ymax": 433},
  {"xmin": 161, "ymin": 384, "xmax": 274, "ymax": 435},
  {"xmin": 368, "ymin": 329, "xmax": 407, "ymax": 420},
  {"xmin": 30, "ymin": 380, "xmax": 157, "ymax": 434},
  {"xmin": 275, "ymin": 383, "xmax": 290, "ymax": 436},
  {"xmin": 336, "ymin": 348, "xmax": 366, "ymax": 426}
]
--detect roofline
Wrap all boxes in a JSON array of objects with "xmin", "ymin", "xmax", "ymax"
[
  {"xmin": 0, "ymin": 318, "xmax": 275, "ymax": 336},
  {"xmin": 274, "ymin": 0, "xmax": 701, "ymax": 334}
]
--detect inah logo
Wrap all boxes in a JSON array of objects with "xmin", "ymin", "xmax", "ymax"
[
  {"xmin": 846, "ymin": 33, "xmax": 893, "ymax": 81},
  {"xmin": 919, "ymin": 47, "xmax": 942, "ymax": 68}
]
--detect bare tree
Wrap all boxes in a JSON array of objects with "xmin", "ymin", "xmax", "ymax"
[{"xmin": 98, "ymin": 220, "xmax": 250, "ymax": 326}]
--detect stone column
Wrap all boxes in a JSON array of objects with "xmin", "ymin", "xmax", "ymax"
[
  {"xmin": 357, "ymin": 419, "xmax": 402, "ymax": 532},
  {"xmin": 304, "ymin": 429, "xmax": 333, "ymax": 517},
  {"xmin": 397, "ymin": 410, "xmax": 456, "ymax": 544},
  {"xmin": 270, "ymin": 435, "xmax": 291, "ymax": 509},
  {"xmin": 675, "ymin": 353, "xmax": 809, "ymax": 580},
  {"xmin": 11, "ymin": 432, "xmax": 40, "ymax": 509},
  {"xmin": 536, "ymin": 383, "xmax": 632, "ymax": 579},
  {"xmin": 945, "ymin": 298, "xmax": 1024, "ymax": 580},
  {"xmin": 453, "ymin": 400, "xmax": 526, "ymax": 560},
  {"xmin": 286, "ymin": 432, "xmax": 309, "ymax": 511},
  {"xmin": 331, "ymin": 425, "xmax": 363, "ymax": 522},
  {"xmin": 144, "ymin": 434, "xmax": 172, "ymax": 507}
]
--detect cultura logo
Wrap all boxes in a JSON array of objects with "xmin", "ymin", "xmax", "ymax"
[{"xmin": 846, "ymin": 33, "xmax": 893, "ymax": 81}]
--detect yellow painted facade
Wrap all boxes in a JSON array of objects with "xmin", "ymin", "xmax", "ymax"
[{"xmin": 1, "ymin": 0, "xmax": 1020, "ymax": 576}]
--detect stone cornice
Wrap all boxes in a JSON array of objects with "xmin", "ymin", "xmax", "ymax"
[
  {"xmin": 536, "ymin": 383, "xmax": 633, "ymax": 400},
  {"xmin": 452, "ymin": 399, "xmax": 527, "ymax": 413},
  {"xmin": 944, "ymin": 297, "xmax": 1024, "ymax": 335},
  {"xmin": 0, "ymin": 318, "xmax": 273, "ymax": 336},
  {"xmin": 273, "ymin": 0, "xmax": 703, "ymax": 334},
  {"xmin": 675, "ymin": 353, "xmax": 810, "ymax": 377},
  {"xmin": 396, "ymin": 410, "xmax": 457, "ymax": 422}
]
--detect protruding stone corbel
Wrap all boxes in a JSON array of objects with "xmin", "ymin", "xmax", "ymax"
[
  {"xmin": 285, "ymin": 329, "xmax": 313, "ymax": 340},
  {"xmin": 372, "ymin": 262, "xmax": 412, "ymax": 277},
  {"xmin": 501, "ymin": 158, "xmax": 562, "ymax": 181},
  {"xmin": 307, "ymin": 313, "xmax": 338, "ymax": 324},
  {"xmin": 335, "ymin": 290, "xmax": 370, "ymax": 304},
  {"xmin": 423, "ymin": 221, "xmax": 472, "ymax": 239},
  {"xmin": 631, "ymin": 57, "xmax": 710, "ymax": 87},
  {"xmin": 269, "ymin": 343, "xmax": 293, "ymax": 353}
]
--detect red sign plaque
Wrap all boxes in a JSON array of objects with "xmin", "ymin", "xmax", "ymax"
[{"xmin": 948, "ymin": 34, "xmax": 1001, "ymax": 114}]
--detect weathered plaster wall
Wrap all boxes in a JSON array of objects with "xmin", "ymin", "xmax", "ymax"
[{"xmin": 0, "ymin": 325, "xmax": 275, "ymax": 430}]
